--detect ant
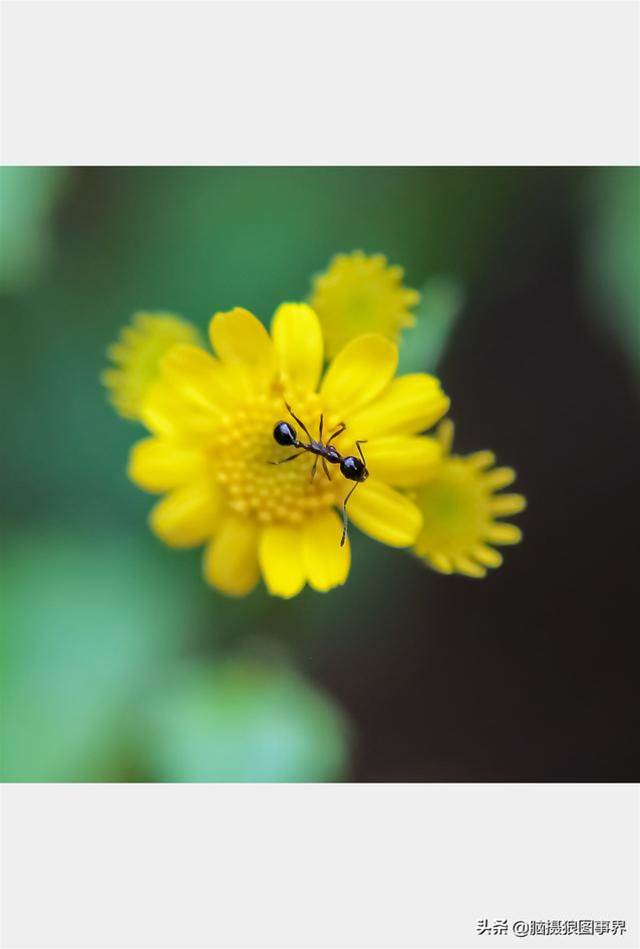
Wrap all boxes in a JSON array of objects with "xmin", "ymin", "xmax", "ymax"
[{"xmin": 272, "ymin": 402, "xmax": 368, "ymax": 547}]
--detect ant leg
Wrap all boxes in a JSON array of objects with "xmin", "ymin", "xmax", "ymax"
[
  {"xmin": 310, "ymin": 456, "xmax": 319, "ymax": 481},
  {"xmin": 327, "ymin": 422, "xmax": 346, "ymax": 445},
  {"xmin": 270, "ymin": 451, "xmax": 304, "ymax": 466},
  {"xmin": 340, "ymin": 482, "xmax": 360, "ymax": 547},
  {"xmin": 285, "ymin": 402, "xmax": 313, "ymax": 442},
  {"xmin": 355, "ymin": 439, "xmax": 368, "ymax": 464},
  {"xmin": 318, "ymin": 413, "xmax": 324, "ymax": 441},
  {"xmin": 321, "ymin": 459, "xmax": 332, "ymax": 481}
]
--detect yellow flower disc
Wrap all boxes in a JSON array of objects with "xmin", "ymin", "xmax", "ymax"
[
  {"xmin": 213, "ymin": 392, "xmax": 342, "ymax": 526},
  {"xmin": 102, "ymin": 312, "xmax": 202, "ymax": 420},
  {"xmin": 309, "ymin": 251, "xmax": 420, "ymax": 358},
  {"xmin": 412, "ymin": 423, "xmax": 526, "ymax": 578}
]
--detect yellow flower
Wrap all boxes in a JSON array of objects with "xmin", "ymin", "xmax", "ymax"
[
  {"xmin": 309, "ymin": 251, "xmax": 421, "ymax": 358},
  {"xmin": 102, "ymin": 312, "xmax": 202, "ymax": 420},
  {"xmin": 412, "ymin": 421, "xmax": 526, "ymax": 578},
  {"xmin": 128, "ymin": 304, "xmax": 449, "ymax": 598}
]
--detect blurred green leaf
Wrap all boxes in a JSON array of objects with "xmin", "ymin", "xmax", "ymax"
[
  {"xmin": 584, "ymin": 168, "xmax": 640, "ymax": 378},
  {"xmin": 0, "ymin": 529, "xmax": 208, "ymax": 780},
  {"xmin": 135, "ymin": 658, "xmax": 351, "ymax": 782},
  {"xmin": 0, "ymin": 167, "xmax": 68, "ymax": 292},
  {"xmin": 398, "ymin": 275, "xmax": 465, "ymax": 374}
]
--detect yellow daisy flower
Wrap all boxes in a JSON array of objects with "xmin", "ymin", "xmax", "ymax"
[
  {"xmin": 102, "ymin": 311, "xmax": 202, "ymax": 420},
  {"xmin": 309, "ymin": 251, "xmax": 421, "ymax": 358},
  {"xmin": 127, "ymin": 304, "xmax": 449, "ymax": 598},
  {"xmin": 412, "ymin": 421, "xmax": 526, "ymax": 578}
]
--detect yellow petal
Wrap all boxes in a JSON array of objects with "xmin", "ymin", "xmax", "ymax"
[
  {"xmin": 467, "ymin": 450, "xmax": 496, "ymax": 470},
  {"xmin": 271, "ymin": 303, "xmax": 323, "ymax": 392},
  {"xmin": 258, "ymin": 524, "xmax": 306, "ymax": 598},
  {"xmin": 485, "ymin": 523, "xmax": 523, "ymax": 545},
  {"xmin": 161, "ymin": 344, "xmax": 243, "ymax": 410},
  {"xmin": 139, "ymin": 381, "xmax": 183, "ymax": 439},
  {"xmin": 149, "ymin": 479, "xmax": 221, "ymax": 548},
  {"xmin": 489, "ymin": 493, "xmax": 527, "ymax": 516},
  {"xmin": 363, "ymin": 436, "xmax": 442, "ymax": 487},
  {"xmin": 102, "ymin": 312, "xmax": 202, "ymax": 421},
  {"xmin": 203, "ymin": 515, "xmax": 260, "ymax": 597},
  {"xmin": 348, "ymin": 373, "xmax": 449, "ymax": 438},
  {"xmin": 209, "ymin": 308, "xmax": 275, "ymax": 386},
  {"xmin": 128, "ymin": 438, "xmax": 205, "ymax": 493},
  {"xmin": 436, "ymin": 419, "xmax": 455, "ymax": 455},
  {"xmin": 140, "ymin": 380, "xmax": 221, "ymax": 444},
  {"xmin": 482, "ymin": 467, "xmax": 516, "ymax": 490},
  {"xmin": 427, "ymin": 552, "xmax": 454, "ymax": 574},
  {"xmin": 453, "ymin": 555, "xmax": 486, "ymax": 578},
  {"xmin": 302, "ymin": 510, "xmax": 350, "ymax": 592},
  {"xmin": 320, "ymin": 334, "xmax": 398, "ymax": 416},
  {"xmin": 472, "ymin": 544, "xmax": 504, "ymax": 568},
  {"xmin": 347, "ymin": 479, "xmax": 423, "ymax": 547}
]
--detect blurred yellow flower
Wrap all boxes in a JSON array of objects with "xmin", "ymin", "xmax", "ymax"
[
  {"xmin": 102, "ymin": 312, "xmax": 201, "ymax": 420},
  {"xmin": 412, "ymin": 421, "xmax": 526, "ymax": 578},
  {"xmin": 309, "ymin": 251, "xmax": 420, "ymax": 357},
  {"xmin": 127, "ymin": 304, "xmax": 449, "ymax": 598}
]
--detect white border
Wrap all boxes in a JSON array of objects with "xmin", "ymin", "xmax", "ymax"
[
  {"xmin": 1, "ymin": 1, "xmax": 639, "ymax": 165},
  {"xmin": 1, "ymin": 784, "xmax": 638, "ymax": 948}
]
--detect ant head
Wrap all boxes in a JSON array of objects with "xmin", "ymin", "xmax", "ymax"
[
  {"xmin": 273, "ymin": 421, "xmax": 297, "ymax": 447},
  {"xmin": 340, "ymin": 455, "xmax": 368, "ymax": 482}
]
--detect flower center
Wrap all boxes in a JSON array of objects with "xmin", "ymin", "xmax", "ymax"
[
  {"xmin": 212, "ymin": 391, "xmax": 345, "ymax": 525},
  {"xmin": 414, "ymin": 462, "xmax": 486, "ymax": 553}
]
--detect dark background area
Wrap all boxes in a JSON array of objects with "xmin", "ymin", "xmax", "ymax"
[
  {"xmin": 1, "ymin": 167, "xmax": 638, "ymax": 782},
  {"xmin": 338, "ymin": 172, "xmax": 640, "ymax": 781}
]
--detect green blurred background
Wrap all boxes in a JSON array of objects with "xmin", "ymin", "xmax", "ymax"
[{"xmin": 1, "ymin": 167, "xmax": 638, "ymax": 782}]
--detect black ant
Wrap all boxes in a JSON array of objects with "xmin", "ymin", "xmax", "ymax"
[{"xmin": 271, "ymin": 402, "xmax": 368, "ymax": 547}]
